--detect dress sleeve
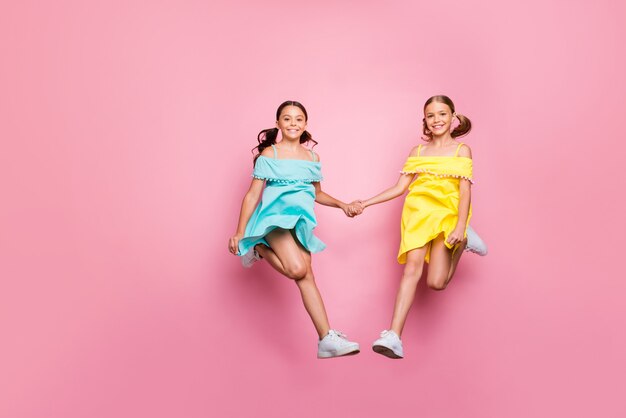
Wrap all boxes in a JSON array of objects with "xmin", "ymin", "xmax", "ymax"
[
  {"xmin": 399, "ymin": 158, "xmax": 473, "ymax": 183},
  {"xmin": 252, "ymin": 157, "xmax": 276, "ymax": 180},
  {"xmin": 400, "ymin": 158, "xmax": 417, "ymax": 174},
  {"xmin": 450, "ymin": 158, "xmax": 473, "ymax": 182}
]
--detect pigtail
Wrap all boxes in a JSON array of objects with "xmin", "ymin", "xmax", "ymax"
[
  {"xmin": 300, "ymin": 130, "xmax": 318, "ymax": 148},
  {"xmin": 451, "ymin": 113, "xmax": 472, "ymax": 138},
  {"xmin": 253, "ymin": 128, "xmax": 279, "ymax": 164}
]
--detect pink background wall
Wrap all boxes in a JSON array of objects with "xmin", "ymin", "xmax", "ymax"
[{"xmin": 2, "ymin": 1, "xmax": 625, "ymax": 417}]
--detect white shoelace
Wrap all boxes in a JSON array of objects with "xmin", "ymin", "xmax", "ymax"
[
  {"xmin": 380, "ymin": 330, "xmax": 401, "ymax": 341},
  {"xmin": 329, "ymin": 330, "xmax": 348, "ymax": 340}
]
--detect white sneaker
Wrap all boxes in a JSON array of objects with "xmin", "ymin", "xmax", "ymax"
[
  {"xmin": 317, "ymin": 330, "xmax": 360, "ymax": 359},
  {"xmin": 465, "ymin": 225, "xmax": 488, "ymax": 256},
  {"xmin": 240, "ymin": 248, "xmax": 261, "ymax": 268},
  {"xmin": 372, "ymin": 330, "xmax": 404, "ymax": 359}
]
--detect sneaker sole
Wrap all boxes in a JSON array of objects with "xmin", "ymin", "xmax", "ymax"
[
  {"xmin": 464, "ymin": 245, "xmax": 488, "ymax": 256},
  {"xmin": 372, "ymin": 344, "xmax": 403, "ymax": 359},
  {"xmin": 317, "ymin": 346, "xmax": 360, "ymax": 359}
]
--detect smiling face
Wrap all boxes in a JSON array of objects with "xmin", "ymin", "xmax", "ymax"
[
  {"xmin": 276, "ymin": 105, "xmax": 307, "ymax": 141},
  {"xmin": 424, "ymin": 101, "xmax": 454, "ymax": 137}
]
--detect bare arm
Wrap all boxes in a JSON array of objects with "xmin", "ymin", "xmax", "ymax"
[
  {"xmin": 313, "ymin": 182, "xmax": 361, "ymax": 217},
  {"xmin": 312, "ymin": 153, "xmax": 360, "ymax": 217},
  {"xmin": 447, "ymin": 144, "xmax": 472, "ymax": 245},
  {"xmin": 361, "ymin": 145, "xmax": 419, "ymax": 209},
  {"xmin": 361, "ymin": 173, "xmax": 415, "ymax": 208},
  {"xmin": 314, "ymin": 182, "xmax": 346, "ymax": 209},
  {"xmin": 228, "ymin": 178, "xmax": 265, "ymax": 254},
  {"xmin": 451, "ymin": 178, "xmax": 471, "ymax": 233}
]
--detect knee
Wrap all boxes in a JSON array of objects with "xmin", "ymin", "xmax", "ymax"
[
  {"xmin": 429, "ymin": 283, "xmax": 447, "ymax": 291},
  {"xmin": 284, "ymin": 264, "xmax": 307, "ymax": 280},
  {"xmin": 427, "ymin": 275, "xmax": 448, "ymax": 291},
  {"xmin": 402, "ymin": 265, "xmax": 423, "ymax": 282}
]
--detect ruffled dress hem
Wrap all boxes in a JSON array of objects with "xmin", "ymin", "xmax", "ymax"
[
  {"xmin": 238, "ymin": 215, "xmax": 326, "ymax": 256},
  {"xmin": 397, "ymin": 220, "xmax": 470, "ymax": 264}
]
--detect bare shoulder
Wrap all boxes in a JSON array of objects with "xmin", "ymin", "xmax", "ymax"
[
  {"xmin": 408, "ymin": 145, "xmax": 421, "ymax": 157},
  {"xmin": 457, "ymin": 143, "xmax": 472, "ymax": 159},
  {"xmin": 259, "ymin": 146, "xmax": 275, "ymax": 158},
  {"xmin": 300, "ymin": 144, "xmax": 320, "ymax": 162}
]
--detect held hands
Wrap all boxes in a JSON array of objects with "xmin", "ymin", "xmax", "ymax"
[
  {"xmin": 228, "ymin": 234, "xmax": 242, "ymax": 255},
  {"xmin": 343, "ymin": 200, "xmax": 365, "ymax": 217}
]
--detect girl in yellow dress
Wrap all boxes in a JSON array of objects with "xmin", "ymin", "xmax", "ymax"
[{"xmin": 359, "ymin": 95, "xmax": 475, "ymax": 359}]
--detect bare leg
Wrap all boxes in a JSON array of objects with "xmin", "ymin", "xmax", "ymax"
[
  {"xmin": 427, "ymin": 233, "xmax": 466, "ymax": 290},
  {"xmin": 293, "ymin": 248, "xmax": 330, "ymax": 338},
  {"xmin": 254, "ymin": 243, "xmax": 287, "ymax": 275},
  {"xmin": 447, "ymin": 238, "xmax": 467, "ymax": 280},
  {"xmin": 264, "ymin": 229, "xmax": 330, "ymax": 339},
  {"xmin": 389, "ymin": 246, "xmax": 428, "ymax": 336}
]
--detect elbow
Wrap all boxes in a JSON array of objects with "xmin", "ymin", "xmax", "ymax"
[
  {"xmin": 243, "ymin": 192, "xmax": 260, "ymax": 206},
  {"xmin": 394, "ymin": 186, "xmax": 407, "ymax": 199}
]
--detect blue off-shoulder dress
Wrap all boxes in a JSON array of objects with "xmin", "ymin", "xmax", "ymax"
[{"xmin": 237, "ymin": 145, "xmax": 326, "ymax": 256}]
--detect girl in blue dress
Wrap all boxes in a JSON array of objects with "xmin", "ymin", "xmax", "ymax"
[{"xmin": 228, "ymin": 101, "xmax": 361, "ymax": 359}]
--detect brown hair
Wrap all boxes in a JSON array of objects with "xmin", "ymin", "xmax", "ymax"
[
  {"xmin": 253, "ymin": 100, "xmax": 317, "ymax": 163},
  {"xmin": 422, "ymin": 95, "xmax": 472, "ymax": 141}
]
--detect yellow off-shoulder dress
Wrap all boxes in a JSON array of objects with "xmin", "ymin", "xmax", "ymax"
[{"xmin": 397, "ymin": 143, "xmax": 473, "ymax": 264}]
